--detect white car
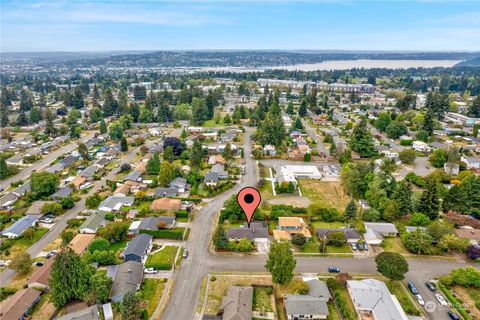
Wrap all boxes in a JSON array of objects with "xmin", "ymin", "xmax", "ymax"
[
  {"xmin": 144, "ymin": 267, "xmax": 157, "ymax": 274},
  {"xmin": 415, "ymin": 294, "xmax": 425, "ymax": 306},
  {"xmin": 436, "ymin": 293, "xmax": 448, "ymax": 306}
]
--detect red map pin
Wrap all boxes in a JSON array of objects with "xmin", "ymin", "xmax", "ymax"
[{"xmin": 237, "ymin": 187, "xmax": 261, "ymax": 228}]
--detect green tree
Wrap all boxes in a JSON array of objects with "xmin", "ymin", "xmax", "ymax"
[
  {"xmin": 29, "ymin": 107, "xmax": 42, "ymax": 124},
  {"xmin": 146, "ymin": 152, "xmax": 161, "ymax": 175},
  {"xmin": 189, "ymin": 139, "xmax": 204, "ymax": 168},
  {"xmin": 340, "ymin": 162, "xmax": 374, "ymax": 199},
  {"xmin": 468, "ymin": 95, "xmax": 480, "ymax": 118},
  {"xmin": 44, "ymin": 107, "xmax": 56, "ymax": 136},
  {"xmin": 427, "ymin": 221, "xmax": 454, "ymax": 243},
  {"xmin": 298, "ymin": 98, "xmax": 307, "ymax": 117},
  {"xmin": 138, "ymin": 108, "xmax": 153, "ymax": 123},
  {"xmin": 265, "ymin": 241, "xmax": 296, "ymax": 284},
  {"xmin": 41, "ymin": 202, "xmax": 63, "ymax": 216},
  {"xmin": 344, "ymin": 199, "xmax": 357, "ymax": 220},
  {"xmin": 399, "ymin": 149, "xmax": 416, "ymax": 165},
  {"xmin": 392, "ymin": 181, "xmax": 413, "ymax": 216},
  {"xmin": 286, "ymin": 101, "xmax": 294, "ymax": 115},
  {"xmin": 418, "ymin": 177, "xmax": 441, "ymax": 220},
  {"xmin": 120, "ymin": 137, "xmax": 128, "ymax": 152},
  {"xmin": 31, "ymin": 172, "xmax": 59, "ymax": 198},
  {"xmin": 349, "ymin": 118, "xmax": 376, "ymax": 158},
  {"xmin": 86, "ymin": 194, "xmax": 102, "ymax": 209},
  {"xmin": 0, "ymin": 102, "xmax": 9, "ymax": 127},
  {"xmin": 121, "ymin": 291, "xmax": 140, "ymax": 320},
  {"xmin": 0, "ymin": 157, "xmax": 9, "ymax": 179},
  {"xmin": 375, "ymin": 252, "xmax": 409, "ymax": 280},
  {"xmin": 109, "ymin": 121, "xmax": 124, "ymax": 141},
  {"xmin": 88, "ymin": 238, "xmax": 110, "ymax": 253},
  {"xmin": 50, "ymin": 249, "xmax": 92, "ymax": 308},
  {"xmin": 10, "ymin": 251, "xmax": 31, "ymax": 275},
  {"xmin": 439, "ymin": 234, "xmax": 469, "ymax": 254},
  {"xmin": 401, "ymin": 229, "xmax": 433, "ymax": 254},
  {"xmin": 191, "ymin": 97, "xmax": 208, "ymax": 125},
  {"xmin": 223, "ymin": 143, "xmax": 234, "ymax": 167},
  {"xmin": 78, "ymin": 143, "xmax": 89, "ymax": 161},
  {"xmin": 158, "ymin": 162, "xmax": 175, "ymax": 187},
  {"xmin": 87, "ymin": 273, "xmax": 112, "ymax": 304},
  {"xmin": 429, "ymin": 148, "xmax": 448, "ymax": 168},
  {"xmin": 374, "ymin": 112, "xmax": 392, "ymax": 132},
  {"xmin": 409, "ymin": 213, "xmax": 431, "ymax": 226},
  {"xmin": 60, "ymin": 197, "xmax": 75, "ymax": 209},
  {"xmin": 99, "ymin": 119, "xmax": 107, "ymax": 134},
  {"xmin": 213, "ymin": 225, "xmax": 229, "ymax": 249},
  {"xmin": 385, "ymin": 121, "xmax": 408, "ymax": 139},
  {"xmin": 163, "ymin": 146, "xmax": 174, "ymax": 163},
  {"xmin": 421, "ymin": 109, "xmax": 435, "ymax": 136}
]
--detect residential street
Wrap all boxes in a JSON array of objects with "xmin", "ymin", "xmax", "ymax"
[
  {"xmin": 0, "ymin": 145, "xmax": 141, "ymax": 286},
  {"xmin": 0, "ymin": 132, "xmax": 95, "ymax": 190}
]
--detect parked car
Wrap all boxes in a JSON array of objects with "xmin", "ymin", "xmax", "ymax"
[
  {"xmin": 144, "ymin": 268, "xmax": 158, "ymax": 274},
  {"xmin": 33, "ymin": 261, "xmax": 45, "ymax": 267},
  {"xmin": 350, "ymin": 243, "xmax": 357, "ymax": 250},
  {"xmin": 436, "ymin": 293, "xmax": 448, "ymax": 306},
  {"xmin": 182, "ymin": 250, "xmax": 188, "ymax": 258},
  {"xmin": 408, "ymin": 282, "xmax": 418, "ymax": 295},
  {"xmin": 363, "ymin": 243, "xmax": 368, "ymax": 251},
  {"xmin": 448, "ymin": 310, "xmax": 460, "ymax": 320},
  {"xmin": 0, "ymin": 260, "xmax": 11, "ymax": 267},
  {"xmin": 356, "ymin": 243, "xmax": 363, "ymax": 251},
  {"xmin": 328, "ymin": 267, "xmax": 340, "ymax": 273},
  {"xmin": 39, "ymin": 218, "xmax": 54, "ymax": 224},
  {"xmin": 425, "ymin": 281, "xmax": 436, "ymax": 292},
  {"xmin": 415, "ymin": 294, "xmax": 425, "ymax": 306},
  {"xmin": 46, "ymin": 251, "xmax": 57, "ymax": 258}
]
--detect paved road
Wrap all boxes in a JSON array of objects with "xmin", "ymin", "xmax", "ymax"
[
  {"xmin": 0, "ymin": 132, "xmax": 95, "ymax": 190},
  {"xmin": 369, "ymin": 125, "xmax": 403, "ymax": 153},
  {"xmin": 0, "ymin": 145, "xmax": 141, "ymax": 286},
  {"xmin": 302, "ymin": 119, "xmax": 329, "ymax": 158}
]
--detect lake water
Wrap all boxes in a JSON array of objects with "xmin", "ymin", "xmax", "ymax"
[{"xmin": 200, "ymin": 59, "xmax": 461, "ymax": 72}]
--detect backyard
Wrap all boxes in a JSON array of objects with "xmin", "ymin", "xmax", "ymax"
[
  {"xmin": 141, "ymin": 278, "xmax": 166, "ymax": 317},
  {"xmin": 298, "ymin": 180, "xmax": 349, "ymax": 211},
  {"xmin": 145, "ymin": 245, "xmax": 178, "ymax": 270}
]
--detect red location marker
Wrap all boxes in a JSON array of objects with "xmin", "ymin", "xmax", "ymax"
[{"xmin": 237, "ymin": 187, "xmax": 261, "ymax": 228}]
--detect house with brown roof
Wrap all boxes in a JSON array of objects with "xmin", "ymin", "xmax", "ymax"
[
  {"xmin": 149, "ymin": 198, "xmax": 181, "ymax": 213},
  {"xmin": 0, "ymin": 288, "xmax": 41, "ymax": 320},
  {"xmin": 70, "ymin": 176, "xmax": 87, "ymax": 190},
  {"xmin": 28, "ymin": 256, "xmax": 55, "ymax": 290},
  {"xmin": 273, "ymin": 217, "xmax": 312, "ymax": 241},
  {"xmin": 219, "ymin": 286, "xmax": 253, "ymax": 320},
  {"xmin": 68, "ymin": 233, "xmax": 95, "ymax": 255},
  {"xmin": 113, "ymin": 183, "xmax": 131, "ymax": 196}
]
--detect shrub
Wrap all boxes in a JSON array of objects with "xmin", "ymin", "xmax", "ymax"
[
  {"xmin": 174, "ymin": 210, "xmax": 189, "ymax": 218},
  {"xmin": 60, "ymin": 197, "xmax": 75, "ymax": 209},
  {"xmin": 140, "ymin": 229, "xmax": 183, "ymax": 240}
]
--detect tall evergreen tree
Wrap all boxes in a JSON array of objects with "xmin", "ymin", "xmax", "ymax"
[
  {"xmin": 120, "ymin": 137, "xmax": 128, "ymax": 152},
  {"xmin": 121, "ymin": 291, "xmax": 140, "ymax": 320},
  {"xmin": 146, "ymin": 152, "xmax": 161, "ymax": 175},
  {"xmin": 421, "ymin": 109, "xmax": 435, "ymax": 136},
  {"xmin": 44, "ymin": 107, "xmax": 56, "ymax": 136},
  {"xmin": 392, "ymin": 180, "xmax": 413, "ymax": 216},
  {"xmin": 418, "ymin": 177, "xmax": 441, "ymax": 220},
  {"xmin": 0, "ymin": 157, "xmax": 9, "ymax": 179},
  {"xmin": 0, "ymin": 102, "xmax": 8, "ymax": 127},
  {"xmin": 265, "ymin": 241, "xmax": 296, "ymax": 284},
  {"xmin": 344, "ymin": 199, "xmax": 357, "ymax": 220},
  {"xmin": 29, "ymin": 107, "xmax": 42, "ymax": 124},
  {"xmin": 349, "ymin": 118, "xmax": 376, "ymax": 158},
  {"xmin": 298, "ymin": 98, "xmax": 307, "ymax": 117},
  {"xmin": 189, "ymin": 139, "xmax": 204, "ymax": 168},
  {"xmin": 468, "ymin": 95, "xmax": 480, "ymax": 118},
  {"xmin": 17, "ymin": 112, "xmax": 29, "ymax": 126},
  {"xmin": 99, "ymin": 119, "xmax": 107, "ymax": 134}
]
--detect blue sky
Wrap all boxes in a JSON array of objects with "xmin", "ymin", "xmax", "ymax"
[{"xmin": 1, "ymin": 0, "xmax": 480, "ymax": 52}]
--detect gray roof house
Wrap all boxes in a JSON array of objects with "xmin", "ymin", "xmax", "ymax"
[
  {"xmin": 98, "ymin": 195, "xmax": 135, "ymax": 212},
  {"xmin": 56, "ymin": 305, "xmax": 100, "ymax": 320},
  {"xmin": 13, "ymin": 181, "xmax": 31, "ymax": 197},
  {"xmin": 59, "ymin": 155, "xmax": 77, "ymax": 167},
  {"xmin": 211, "ymin": 164, "xmax": 228, "ymax": 179},
  {"xmin": 78, "ymin": 165, "xmax": 98, "ymax": 179},
  {"xmin": 47, "ymin": 162, "xmax": 66, "ymax": 173},
  {"xmin": 169, "ymin": 177, "xmax": 189, "ymax": 193},
  {"xmin": 220, "ymin": 286, "xmax": 253, "ymax": 320},
  {"xmin": 138, "ymin": 216, "xmax": 176, "ymax": 231},
  {"xmin": 154, "ymin": 187, "xmax": 178, "ymax": 198},
  {"xmin": 1, "ymin": 215, "xmax": 39, "ymax": 238},
  {"xmin": 316, "ymin": 228, "xmax": 361, "ymax": 244},
  {"xmin": 347, "ymin": 278, "xmax": 408, "ymax": 320},
  {"xmin": 108, "ymin": 261, "xmax": 144, "ymax": 302},
  {"xmin": 227, "ymin": 222, "xmax": 269, "ymax": 241},
  {"xmin": 51, "ymin": 186, "xmax": 73, "ymax": 200},
  {"xmin": 0, "ymin": 193, "xmax": 18, "ymax": 210},
  {"xmin": 124, "ymin": 234, "xmax": 153, "ymax": 263},
  {"xmin": 284, "ymin": 279, "xmax": 331, "ymax": 320},
  {"xmin": 124, "ymin": 170, "xmax": 142, "ymax": 182},
  {"xmin": 79, "ymin": 212, "xmax": 106, "ymax": 234},
  {"xmin": 204, "ymin": 172, "xmax": 219, "ymax": 186},
  {"xmin": 364, "ymin": 223, "xmax": 398, "ymax": 245}
]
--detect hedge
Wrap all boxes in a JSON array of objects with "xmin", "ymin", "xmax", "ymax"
[
  {"xmin": 174, "ymin": 210, "xmax": 189, "ymax": 218},
  {"xmin": 438, "ymin": 283, "xmax": 471, "ymax": 320},
  {"xmin": 144, "ymin": 261, "xmax": 172, "ymax": 270},
  {"xmin": 140, "ymin": 229, "xmax": 183, "ymax": 240}
]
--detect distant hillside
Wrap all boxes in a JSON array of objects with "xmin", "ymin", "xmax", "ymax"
[
  {"xmin": 4, "ymin": 50, "xmax": 480, "ymax": 68},
  {"xmin": 455, "ymin": 57, "xmax": 480, "ymax": 67}
]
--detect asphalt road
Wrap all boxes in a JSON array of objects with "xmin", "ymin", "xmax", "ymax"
[
  {"xmin": 0, "ymin": 145, "xmax": 141, "ymax": 286},
  {"xmin": 0, "ymin": 132, "xmax": 95, "ymax": 190}
]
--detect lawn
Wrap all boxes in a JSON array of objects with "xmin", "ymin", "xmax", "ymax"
[
  {"xmin": 327, "ymin": 279, "xmax": 358, "ymax": 320},
  {"xmin": 253, "ymin": 287, "xmax": 274, "ymax": 313},
  {"xmin": 298, "ymin": 180, "xmax": 349, "ymax": 211},
  {"xmin": 109, "ymin": 240, "xmax": 128, "ymax": 254},
  {"xmin": 204, "ymin": 119, "xmax": 226, "ymax": 128},
  {"xmin": 8, "ymin": 227, "xmax": 49, "ymax": 257},
  {"xmin": 381, "ymin": 237, "xmax": 408, "ymax": 254},
  {"xmin": 385, "ymin": 281, "xmax": 421, "ymax": 316},
  {"xmin": 310, "ymin": 221, "xmax": 345, "ymax": 229},
  {"xmin": 141, "ymin": 278, "xmax": 166, "ymax": 317},
  {"xmin": 325, "ymin": 244, "xmax": 351, "ymax": 253},
  {"xmin": 145, "ymin": 246, "xmax": 178, "ymax": 270},
  {"xmin": 327, "ymin": 303, "xmax": 341, "ymax": 320}
]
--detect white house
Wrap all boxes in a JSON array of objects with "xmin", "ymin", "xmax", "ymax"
[
  {"xmin": 461, "ymin": 156, "xmax": 480, "ymax": 170},
  {"xmin": 276, "ymin": 165, "xmax": 322, "ymax": 186},
  {"xmin": 412, "ymin": 141, "xmax": 429, "ymax": 152}
]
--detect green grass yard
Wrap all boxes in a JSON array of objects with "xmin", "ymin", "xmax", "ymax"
[
  {"xmin": 141, "ymin": 278, "xmax": 166, "ymax": 317},
  {"xmin": 253, "ymin": 287, "xmax": 274, "ymax": 313},
  {"xmin": 386, "ymin": 281, "xmax": 421, "ymax": 316},
  {"xmin": 145, "ymin": 246, "xmax": 178, "ymax": 270}
]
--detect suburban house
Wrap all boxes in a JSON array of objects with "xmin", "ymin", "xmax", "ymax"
[
  {"xmin": 347, "ymin": 278, "xmax": 408, "ymax": 320},
  {"xmin": 13, "ymin": 181, "xmax": 30, "ymax": 197},
  {"xmin": 169, "ymin": 177, "xmax": 190, "ymax": 194},
  {"xmin": 124, "ymin": 233, "xmax": 153, "ymax": 263},
  {"xmin": 316, "ymin": 228, "xmax": 362, "ymax": 244},
  {"xmin": 70, "ymin": 176, "xmax": 88, "ymax": 190},
  {"xmin": 219, "ymin": 286, "xmax": 253, "ymax": 320},
  {"xmin": 0, "ymin": 288, "xmax": 41, "ymax": 320},
  {"xmin": 98, "ymin": 195, "xmax": 135, "ymax": 212},
  {"xmin": 204, "ymin": 172, "xmax": 219, "ymax": 186},
  {"xmin": 28, "ymin": 256, "xmax": 55, "ymax": 290},
  {"xmin": 284, "ymin": 279, "xmax": 331, "ymax": 320},
  {"xmin": 137, "ymin": 216, "xmax": 176, "ymax": 231},
  {"xmin": 26, "ymin": 200, "xmax": 49, "ymax": 215},
  {"xmin": 412, "ymin": 141, "xmax": 429, "ymax": 152},
  {"xmin": 263, "ymin": 144, "xmax": 277, "ymax": 156},
  {"xmin": 6, "ymin": 154, "xmax": 24, "ymax": 166},
  {"xmin": 364, "ymin": 223, "xmax": 399, "ymax": 245},
  {"xmin": 211, "ymin": 164, "xmax": 229, "ymax": 179},
  {"xmin": 59, "ymin": 155, "xmax": 77, "ymax": 168},
  {"xmin": 273, "ymin": 217, "xmax": 312, "ymax": 241},
  {"xmin": 1, "ymin": 215, "xmax": 39, "ymax": 238},
  {"xmin": 79, "ymin": 212, "xmax": 106, "ymax": 234},
  {"xmin": 227, "ymin": 222, "xmax": 269, "ymax": 241},
  {"xmin": 276, "ymin": 165, "xmax": 322, "ymax": 186},
  {"xmin": 51, "ymin": 186, "xmax": 73, "ymax": 200},
  {"xmin": 461, "ymin": 156, "xmax": 480, "ymax": 169},
  {"xmin": 68, "ymin": 233, "xmax": 95, "ymax": 255},
  {"xmin": 150, "ymin": 198, "xmax": 182, "ymax": 213},
  {"xmin": 57, "ymin": 305, "xmax": 100, "ymax": 320},
  {"xmin": 78, "ymin": 165, "xmax": 99, "ymax": 180},
  {"xmin": 124, "ymin": 170, "xmax": 142, "ymax": 182},
  {"xmin": 0, "ymin": 193, "xmax": 18, "ymax": 210},
  {"xmin": 154, "ymin": 187, "xmax": 178, "ymax": 198},
  {"xmin": 108, "ymin": 261, "xmax": 144, "ymax": 302}
]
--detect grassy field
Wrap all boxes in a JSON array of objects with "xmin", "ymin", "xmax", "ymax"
[
  {"xmin": 386, "ymin": 281, "xmax": 421, "ymax": 316},
  {"xmin": 327, "ymin": 302, "xmax": 341, "ymax": 320},
  {"xmin": 298, "ymin": 180, "xmax": 349, "ymax": 211},
  {"xmin": 141, "ymin": 278, "xmax": 166, "ymax": 317},
  {"xmin": 310, "ymin": 221, "xmax": 345, "ymax": 229},
  {"xmin": 145, "ymin": 246, "xmax": 178, "ymax": 269},
  {"xmin": 8, "ymin": 227, "xmax": 49, "ymax": 257},
  {"xmin": 381, "ymin": 237, "xmax": 409, "ymax": 254},
  {"xmin": 253, "ymin": 287, "xmax": 274, "ymax": 313},
  {"xmin": 109, "ymin": 240, "xmax": 128, "ymax": 254}
]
